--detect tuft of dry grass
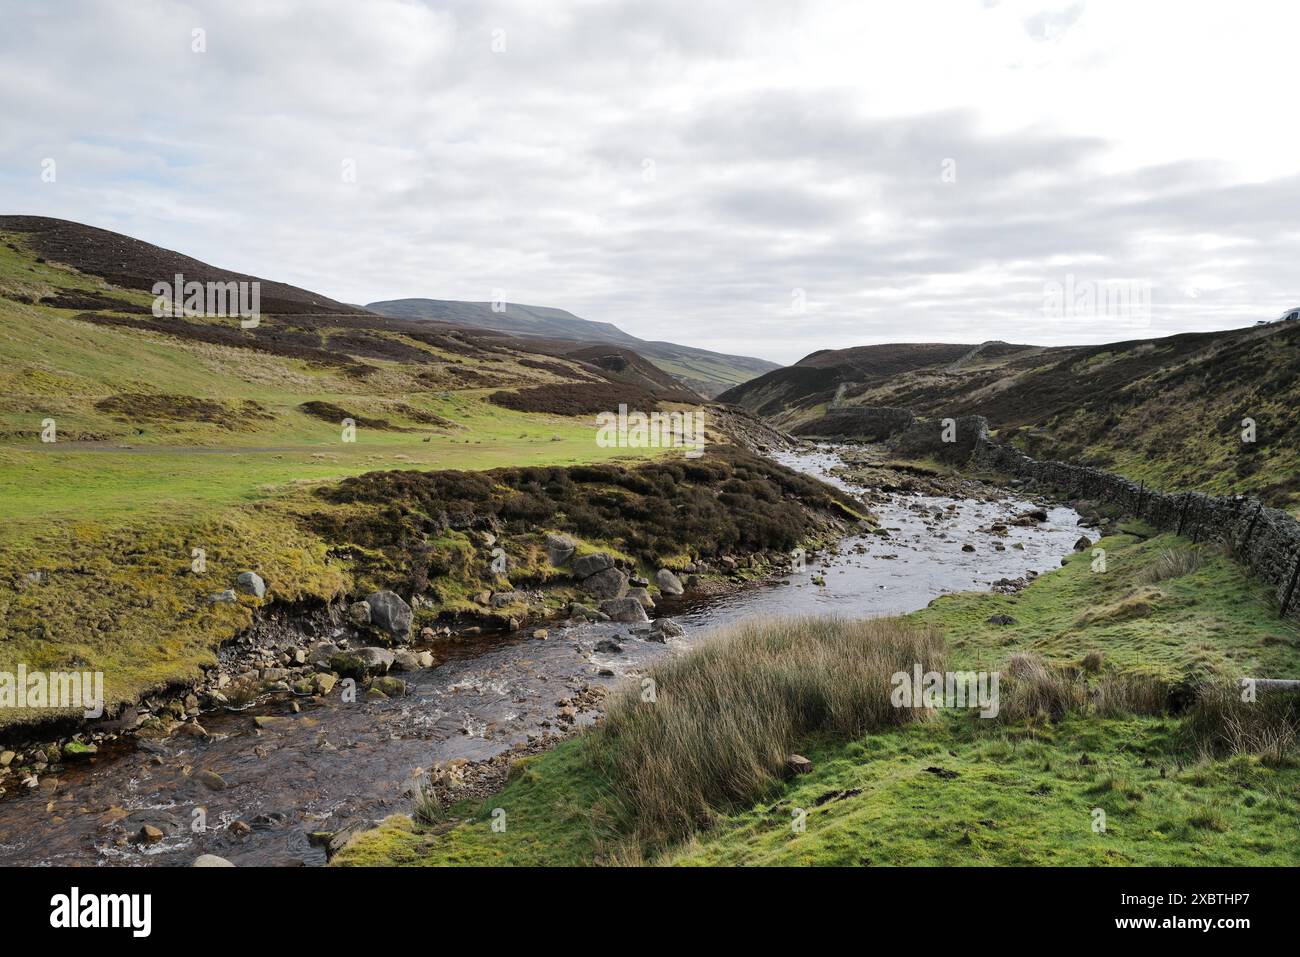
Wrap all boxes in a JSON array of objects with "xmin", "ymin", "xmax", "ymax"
[
  {"xmin": 1183, "ymin": 682, "xmax": 1300, "ymax": 766},
  {"xmin": 997, "ymin": 652, "xmax": 1172, "ymax": 721},
  {"xmin": 1139, "ymin": 545, "xmax": 1203, "ymax": 584},
  {"xmin": 1092, "ymin": 671, "xmax": 1172, "ymax": 718},
  {"xmin": 998, "ymin": 653, "xmax": 1089, "ymax": 721},
  {"xmin": 592, "ymin": 615, "xmax": 945, "ymax": 847}
]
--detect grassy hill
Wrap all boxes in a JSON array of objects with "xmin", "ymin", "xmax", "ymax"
[
  {"xmin": 719, "ymin": 327, "xmax": 1300, "ymax": 513},
  {"xmin": 367, "ymin": 297, "xmax": 779, "ymax": 398},
  {"xmin": 0, "ymin": 217, "xmax": 735, "ymax": 727}
]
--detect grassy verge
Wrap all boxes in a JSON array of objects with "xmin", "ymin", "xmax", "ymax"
[{"xmin": 334, "ymin": 528, "xmax": 1300, "ymax": 866}]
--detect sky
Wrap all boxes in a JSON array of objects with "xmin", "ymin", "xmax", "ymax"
[{"xmin": 2, "ymin": 0, "xmax": 1298, "ymax": 365}]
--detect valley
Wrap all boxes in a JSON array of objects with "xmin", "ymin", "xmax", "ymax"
[{"xmin": 1, "ymin": 216, "xmax": 1297, "ymax": 871}]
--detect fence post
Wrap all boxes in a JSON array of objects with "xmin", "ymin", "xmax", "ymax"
[
  {"xmin": 1240, "ymin": 502, "xmax": 1264, "ymax": 551},
  {"xmin": 1282, "ymin": 552, "xmax": 1300, "ymax": 619}
]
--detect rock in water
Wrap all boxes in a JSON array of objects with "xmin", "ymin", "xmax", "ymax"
[
  {"xmin": 358, "ymin": 647, "xmax": 396, "ymax": 675},
  {"xmin": 328, "ymin": 647, "xmax": 394, "ymax": 679},
  {"xmin": 626, "ymin": 586, "xmax": 655, "ymax": 610},
  {"xmin": 365, "ymin": 591, "xmax": 412, "ymax": 643},
  {"xmin": 391, "ymin": 650, "xmax": 421, "ymax": 672},
  {"xmin": 192, "ymin": 854, "xmax": 235, "ymax": 867},
  {"xmin": 655, "ymin": 569, "xmax": 684, "ymax": 595},
  {"xmin": 234, "ymin": 571, "xmax": 266, "ymax": 598},
  {"xmin": 599, "ymin": 597, "xmax": 649, "ymax": 623},
  {"xmin": 195, "ymin": 769, "xmax": 227, "ymax": 791},
  {"xmin": 370, "ymin": 676, "xmax": 407, "ymax": 697},
  {"xmin": 583, "ymin": 567, "xmax": 628, "ymax": 600},
  {"xmin": 1073, "ymin": 535, "xmax": 1093, "ymax": 552},
  {"xmin": 653, "ymin": 618, "xmax": 685, "ymax": 638},
  {"xmin": 569, "ymin": 602, "xmax": 608, "ymax": 622}
]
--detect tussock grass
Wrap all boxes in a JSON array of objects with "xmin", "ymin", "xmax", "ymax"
[
  {"xmin": 592, "ymin": 615, "xmax": 945, "ymax": 846},
  {"xmin": 1139, "ymin": 545, "xmax": 1203, "ymax": 584},
  {"xmin": 412, "ymin": 783, "xmax": 450, "ymax": 826},
  {"xmin": 997, "ymin": 652, "xmax": 1172, "ymax": 722},
  {"xmin": 1092, "ymin": 671, "xmax": 1173, "ymax": 718},
  {"xmin": 1183, "ymin": 682, "xmax": 1300, "ymax": 766},
  {"xmin": 999, "ymin": 653, "xmax": 1088, "ymax": 721}
]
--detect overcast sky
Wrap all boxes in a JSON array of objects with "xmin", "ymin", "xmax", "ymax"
[{"xmin": 2, "ymin": 0, "xmax": 1298, "ymax": 364}]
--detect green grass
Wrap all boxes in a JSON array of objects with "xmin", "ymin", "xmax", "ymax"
[
  {"xmin": 0, "ymin": 233, "xmax": 680, "ymax": 725},
  {"xmin": 333, "ymin": 739, "xmax": 626, "ymax": 867},
  {"xmin": 0, "ymin": 403, "xmax": 654, "ymax": 525},
  {"xmin": 0, "ymin": 229, "xmax": 669, "ymax": 525},
  {"xmin": 334, "ymin": 528, "xmax": 1300, "ymax": 866},
  {"xmin": 666, "ymin": 717, "xmax": 1300, "ymax": 866},
  {"xmin": 913, "ymin": 530, "xmax": 1299, "ymax": 681}
]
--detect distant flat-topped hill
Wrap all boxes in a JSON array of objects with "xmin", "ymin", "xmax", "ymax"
[{"xmin": 367, "ymin": 297, "xmax": 779, "ymax": 397}]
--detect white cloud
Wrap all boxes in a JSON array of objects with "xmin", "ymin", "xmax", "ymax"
[{"xmin": 1, "ymin": 0, "xmax": 1297, "ymax": 363}]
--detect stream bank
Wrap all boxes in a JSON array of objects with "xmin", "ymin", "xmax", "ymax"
[{"xmin": 0, "ymin": 445, "xmax": 1084, "ymax": 866}]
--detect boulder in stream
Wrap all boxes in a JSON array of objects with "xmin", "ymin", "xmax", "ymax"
[
  {"xmin": 599, "ymin": 597, "xmax": 649, "ymax": 623},
  {"xmin": 655, "ymin": 569, "xmax": 684, "ymax": 595},
  {"xmin": 583, "ymin": 567, "xmax": 628, "ymax": 601},
  {"xmin": 365, "ymin": 591, "xmax": 412, "ymax": 643}
]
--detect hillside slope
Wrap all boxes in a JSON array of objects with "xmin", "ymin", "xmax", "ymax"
[
  {"xmin": 367, "ymin": 297, "xmax": 779, "ymax": 397},
  {"xmin": 0, "ymin": 216, "xmax": 358, "ymax": 315},
  {"xmin": 720, "ymin": 327, "xmax": 1300, "ymax": 512},
  {"xmin": 0, "ymin": 217, "xmax": 728, "ymax": 726}
]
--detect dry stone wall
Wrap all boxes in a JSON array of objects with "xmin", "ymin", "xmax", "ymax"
[{"xmin": 967, "ymin": 417, "xmax": 1300, "ymax": 620}]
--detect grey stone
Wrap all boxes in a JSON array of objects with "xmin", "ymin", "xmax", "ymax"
[
  {"xmin": 490, "ymin": 590, "xmax": 529, "ymax": 609},
  {"xmin": 234, "ymin": 571, "xmax": 266, "ymax": 598},
  {"xmin": 626, "ymin": 586, "xmax": 655, "ymax": 610},
  {"xmin": 348, "ymin": 601, "xmax": 371, "ymax": 626},
  {"xmin": 582, "ymin": 567, "xmax": 628, "ymax": 600},
  {"xmin": 653, "ymin": 618, "xmax": 685, "ymax": 638},
  {"xmin": 355, "ymin": 646, "xmax": 395, "ymax": 673},
  {"xmin": 192, "ymin": 854, "xmax": 235, "ymax": 867},
  {"xmin": 391, "ymin": 650, "xmax": 421, "ymax": 672},
  {"xmin": 329, "ymin": 647, "xmax": 393, "ymax": 678},
  {"xmin": 599, "ymin": 597, "xmax": 649, "ymax": 623},
  {"xmin": 571, "ymin": 552, "xmax": 614, "ymax": 579},
  {"xmin": 569, "ymin": 602, "xmax": 609, "ymax": 622},
  {"xmin": 365, "ymin": 591, "xmax": 412, "ymax": 643},
  {"xmin": 545, "ymin": 533, "xmax": 577, "ymax": 566},
  {"xmin": 654, "ymin": 569, "xmax": 684, "ymax": 595}
]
